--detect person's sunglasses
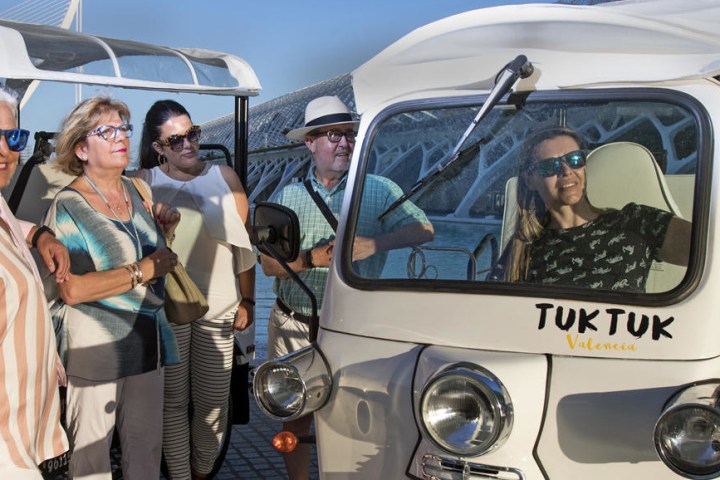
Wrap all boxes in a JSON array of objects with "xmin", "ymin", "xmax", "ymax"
[
  {"xmin": 157, "ymin": 125, "xmax": 202, "ymax": 152},
  {"xmin": 314, "ymin": 129, "xmax": 357, "ymax": 144},
  {"xmin": 86, "ymin": 124, "xmax": 133, "ymax": 141},
  {"xmin": 531, "ymin": 150, "xmax": 587, "ymax": 177},
  {"xmin": 0, "ymin": 128, "xmax": 30, "ymax": 152}
]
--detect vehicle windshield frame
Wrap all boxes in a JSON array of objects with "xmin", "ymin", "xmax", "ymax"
[{"xmin": 340, "ymin": 88, "xmax": 711, "ymax": 308}]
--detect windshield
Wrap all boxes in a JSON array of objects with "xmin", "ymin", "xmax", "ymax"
[{"xmin": 348, "ymin": 92, "xmax": 699, "ymax": 297}]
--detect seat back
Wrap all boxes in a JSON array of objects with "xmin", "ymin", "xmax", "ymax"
[
  {"xmin": 586, "ymin": 142, "xmax": 686, "ymax": 293},
  {"xmin": 14, "ymin": 163, "xmax": 74, "ymax": 224}
]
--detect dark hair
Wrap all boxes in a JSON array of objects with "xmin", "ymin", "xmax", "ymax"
[{"xmin": 139, "ymin": 100, "xmax": 191, "ymax": 169}]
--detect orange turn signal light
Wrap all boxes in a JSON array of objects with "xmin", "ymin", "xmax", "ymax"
[{"xmin": 273, "ymin": 431, "xmax": 299, "ymax": 453}]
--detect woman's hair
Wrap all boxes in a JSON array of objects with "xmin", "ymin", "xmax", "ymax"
[
  {"xmin": 139, "ymin": 100, "xmax": 191, "ymax": 169},
  {"xmin": 54, "ymin": 96, "xmax": 131, "ymax": 176},
  {"xmin": 505, "ymin": 126, "xmax": 587, "ymax": 282},
  {"xmin": 0, "ymin": 85, "xmax": 20, "ymax": 122}
]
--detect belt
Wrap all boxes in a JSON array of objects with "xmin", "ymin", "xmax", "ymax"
[{"xmin": 275, "ymin": 299, "xmax": 315, "ymax": 325}]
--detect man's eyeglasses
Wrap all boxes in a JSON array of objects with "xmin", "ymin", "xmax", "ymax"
[
  {"xmin": 157, "ymin": 125, "xmax": 202, "ymax": 152},
  {"xmin": 86, "ymin": 124, "xmax": 133, "ymax": 141},
  {"xmin": 0, "ymin": 128, "xmax": 30, "ymax": 152},
  {"xmin": 531, "ymin": 150, "xmax": 587, "ymax": 177},
  {"xmin": 313, "ymin": 129, "xmax": 357, "ymax": 144}
]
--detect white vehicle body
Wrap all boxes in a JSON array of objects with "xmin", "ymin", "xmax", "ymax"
[{"xmin": 253, "ymin": 1, "xmax": 720, "ymax": 479}]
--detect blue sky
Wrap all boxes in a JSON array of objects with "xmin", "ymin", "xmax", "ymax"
[{"xmin": 0, "ymin": 0, "xmax": 550, "ymax": 133}]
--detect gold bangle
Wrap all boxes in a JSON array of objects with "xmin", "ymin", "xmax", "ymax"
[{"xmin": 124, "ymin": 265, "xmax": 137, "ymax": 288}]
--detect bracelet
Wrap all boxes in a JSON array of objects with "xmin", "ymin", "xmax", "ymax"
[
  {"xmin": 304, "ymin": 248, "xmax": 315, "ymax": 269},
  {"xmin": 131, "ymin": 262, "xmax": 144, "ymax": 286},
  {"xmin": 241, "ymin": 298, "xmax": 256, "ymax": 306},
  {"xmin": 124, "ymin": 265, "xmax": 137, "ymax": 288},
  {"xmin": 31, "ymin": 225, "xmax": 55, "ymax": 248}
]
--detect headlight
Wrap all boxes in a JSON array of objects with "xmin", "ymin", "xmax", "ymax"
[
  {"xmin": 420, "ymin": 364, "xmax": 513, "ymax": 456},
  {"xmin": 253, "ymin": 343, "xmax": 331, "ymax": 421},
  {"xmin": 654, "ymin": 383, "xmax": 720, "ymax": 479}
]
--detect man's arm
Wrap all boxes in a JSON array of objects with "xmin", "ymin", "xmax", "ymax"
[
  {"xmin": 352, "ymin": 221, "xmax": 434, "ymax": 262},
  {"xmin": 261, "ymin": 242, "xmax": 334, "ymax": 279}
]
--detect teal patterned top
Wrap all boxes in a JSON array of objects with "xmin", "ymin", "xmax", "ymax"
[{"xmin": 45, "ymin": 177, "xmax": 178, "ymax": 381}]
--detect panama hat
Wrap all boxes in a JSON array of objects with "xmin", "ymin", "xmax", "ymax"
[{"xmin": 286, "ymin": 95, "xmax": 359, "ymax": 141}]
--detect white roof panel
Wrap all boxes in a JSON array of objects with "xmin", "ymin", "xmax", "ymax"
[
  {"xmin": 352, "ymin": 0, "xmax": 720, "ymax": 113},
  {"xmin": 0, "ymin": 19, "xmax": 261, "ymax": 96}
]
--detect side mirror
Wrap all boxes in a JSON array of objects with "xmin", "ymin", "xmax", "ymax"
[{"xmin": 251, "ymin": 202, "xmax": 300, "ymax": 262}]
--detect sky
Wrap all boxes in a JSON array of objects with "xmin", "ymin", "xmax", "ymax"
[{"xmin": 0, "ymin": 0, "xmax": 551, "ymax": 135}]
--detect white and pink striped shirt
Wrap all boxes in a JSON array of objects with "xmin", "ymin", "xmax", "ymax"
[{"xmin": 0, "ymin": 195, "xmax": 68, "ymax": 471}]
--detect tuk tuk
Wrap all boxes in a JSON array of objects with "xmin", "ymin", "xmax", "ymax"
[{"xmin": 252, "ymin": 1, "xmax": 720, "ymax": 478}]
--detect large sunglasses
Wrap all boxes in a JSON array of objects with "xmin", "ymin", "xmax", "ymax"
[
  {"xmin": 86, "ymin": 124, "xmax": 133, "ymax": 141},
  {"xmin": 313, "ymin": 129, "xmax": 357, "ymax": 144},
  {"xmin": 531, "ymin": 150, "xmax": 587, "ymax": 177},
  {"xmin": 157, "ymin": 125, "xmax": 202, "ymax": 152},
  {"xmin": 0, "ymin": 128, "xmax": 30, "ymax": 152}
]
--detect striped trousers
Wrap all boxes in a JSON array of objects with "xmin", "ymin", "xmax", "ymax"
[{"xmin": 162, "ymin": 310, "xmax": 234, "ymax": 479}]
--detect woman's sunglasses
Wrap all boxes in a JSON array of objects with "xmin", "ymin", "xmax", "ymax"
[
  {"xmin": 157, "ymin": 125, "xmax": 202, "ymax": 152},
  {"xmin": 531, "ymin": 150, "xmax": 587, "ymax": 177},
  {"xmin": 0, "ymin": 128, "xmax": 30, "ymax": 152}
]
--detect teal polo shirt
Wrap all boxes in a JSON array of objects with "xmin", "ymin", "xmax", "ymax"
[{"xmin": 271, "ymin": 169, "xmax": 429, "ymax": 316}]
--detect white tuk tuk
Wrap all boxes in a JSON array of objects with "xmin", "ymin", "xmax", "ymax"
[
  {"xmin": 0, "ymin": 18, "xmax": 261, "ymax": 477},
  {"xmin": 252, "ymin": 1, "xmax": 720, "ymax": 478}
]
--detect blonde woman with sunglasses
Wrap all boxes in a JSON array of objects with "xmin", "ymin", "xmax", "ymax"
[
  {"xmin": 138, "ymin": 100, "xmax": 255, "ymax": 480},
  {"xmin": 490, "ymin": 126, "xmax": 690, "ymax": 292}
]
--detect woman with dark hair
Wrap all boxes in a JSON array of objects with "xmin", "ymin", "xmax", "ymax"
[
  {"xmin": 490, "ymin": 126, "xmax": 690, "ymax": 292},
  {"xmin": 138, "ymin": 99, "xmax": 255, "ymax": 480},
  {"xmin": 47, "ymin": 96, "xmax": 180, "ymax": 479}
]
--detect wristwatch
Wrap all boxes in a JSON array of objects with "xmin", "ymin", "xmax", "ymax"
[{"xmin": 305, "ymin": 248, "xmax": 315, "ymax": 269}]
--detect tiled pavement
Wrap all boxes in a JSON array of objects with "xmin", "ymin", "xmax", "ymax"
[{"xmin": 211, "ymin": 395, "xmax": 319, "ymax": 479}]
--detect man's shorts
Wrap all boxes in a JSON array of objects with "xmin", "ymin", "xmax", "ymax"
[{"xmin": 267, "ymin": 302, "xmax": 311, "ymax": 360}]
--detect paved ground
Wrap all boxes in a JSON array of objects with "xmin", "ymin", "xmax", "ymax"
[{"xmin": 212, "ymin": 393, "xmax": 319, "ymax": 479}]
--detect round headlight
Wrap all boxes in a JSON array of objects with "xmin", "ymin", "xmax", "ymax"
[
  {"xmin": 254, "ymin": 362, "xmax": 306, "ymax": 418},
  {"xmin": 655, "ymin": 404, "xmax": 720, "ymax": 478},
  {"xmin": 420, "ymin": 365, "xmax": 513, "ymax": 456}
]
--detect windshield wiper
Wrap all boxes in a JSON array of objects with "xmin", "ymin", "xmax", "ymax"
[{"xmin": 378, "ymin": 54, "xmax": 534, "ymax": 221}]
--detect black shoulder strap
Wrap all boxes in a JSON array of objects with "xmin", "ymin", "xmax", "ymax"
[{"xmin": 303, "ymin": 179, "xmax": 338, "ymax": 231}]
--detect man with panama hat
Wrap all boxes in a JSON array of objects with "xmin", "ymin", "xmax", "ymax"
[{"xmin": 261, "ymin": 95, "xmax": 434, "ymax": 479}]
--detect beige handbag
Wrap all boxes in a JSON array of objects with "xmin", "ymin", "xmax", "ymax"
[{"xmin": 130, "ymin": 177, "xmax": 208, "ymax": 325}]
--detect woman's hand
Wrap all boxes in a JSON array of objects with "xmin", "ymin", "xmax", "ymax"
[
  {"xmin": 139, "ymin": 247, "xmax": 178, "ymax": 281},
  {"xmin": 233, "ymin": 302, "xmax": 254, "ymax": 331},
  {"xmin": 153, "ymin": 202, "xmax": 181, "ymax": 238},
  {"xmin": 35, "ymin": 232, "xmax": 71, "ymax": 282}
]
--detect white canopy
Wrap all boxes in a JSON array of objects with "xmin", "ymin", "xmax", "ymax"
[
  {"xmin": 352, "ymin": 0, "xmax": 720, "ymax": 113},
  {"xmin": 0, "ymin": 19, "xmax": 261, "ymax": 96}
]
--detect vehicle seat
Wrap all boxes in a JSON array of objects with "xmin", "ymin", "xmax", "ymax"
[
  {"xmin": 14, "ymin": 163, "xmax": 74, "ymax": 224},
  {"xmin": 499, "ymin": 142, "xmax": 687, "ymax": 293}
]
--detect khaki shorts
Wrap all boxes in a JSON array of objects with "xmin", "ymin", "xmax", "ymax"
[{"xmin": 267, "ymin": 303, "xmax": 310, "ymax": 360}]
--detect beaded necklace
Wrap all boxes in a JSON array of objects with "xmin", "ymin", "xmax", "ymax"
[{"xmin": 83, "ymin": 174, "xmax": 142, "ymax": 256}]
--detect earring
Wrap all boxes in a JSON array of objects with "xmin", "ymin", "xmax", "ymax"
[{"xmin": 158, "ymin": 153, "xmax": 167, "ymax": 165}]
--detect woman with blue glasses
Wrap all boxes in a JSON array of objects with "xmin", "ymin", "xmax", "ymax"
[
  {"xmin": 490, "ymin": 126, "xmax": 690, "ymax": 292},
  {"xmin": 0, "ymin": 85, "xmax": 71, "ymax": 480}
]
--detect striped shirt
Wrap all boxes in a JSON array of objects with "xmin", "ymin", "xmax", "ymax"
[
  {"xmin": 272, "ymin": 171, "xmax": 430, "ymax": 316},
  {"xmin": 0, "ymin": 197, "xmax": 68, "ymax": 470}
]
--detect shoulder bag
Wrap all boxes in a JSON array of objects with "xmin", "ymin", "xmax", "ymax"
[{"xmin": 129, "ymin": 176, "xmax": 208, "ymax": 325}]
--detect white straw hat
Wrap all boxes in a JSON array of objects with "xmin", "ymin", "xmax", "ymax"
[{"xmin": 286, "ymin": 96, "xmax": 359, "ymax": 141}]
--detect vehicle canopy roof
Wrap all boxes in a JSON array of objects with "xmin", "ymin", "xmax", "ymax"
[
  {"xmin": 0, "ymin": 19, "xmax": 261, "ymax": 98},
  {"xmin": 352, "ymin": 0, "xmax": 720, "ymax": 113}
]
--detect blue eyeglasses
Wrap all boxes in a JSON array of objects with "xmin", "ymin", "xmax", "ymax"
[
  {"xmin": 0, "ymin": 128, "xmax": 30, "ymax": 152},
  {"xmin": 531, "ymin": 150, "xmax": 587, "ymax": 177},
  {"xmin": 86, "ymin": 124, "xmax": 133, "ymax": 141}
]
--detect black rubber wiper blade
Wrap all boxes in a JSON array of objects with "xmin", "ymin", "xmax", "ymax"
[{"xmin": 378, "ymin": 54, "xmax": 534, "ymax": 221}]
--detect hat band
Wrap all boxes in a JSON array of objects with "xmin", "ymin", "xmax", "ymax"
[{"xmin": 305, "ymin": 113, "xmax": 354, "ymax": 128}]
